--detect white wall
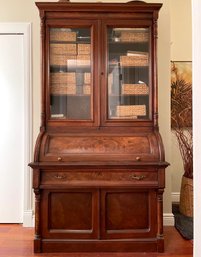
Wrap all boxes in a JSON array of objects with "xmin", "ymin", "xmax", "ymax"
[
  {"xmin": 0, "ymin": 0, "xmax": 41, "ymax": 144},
  {"xmin": 156, "ymin": 0, "xmax": 172, "ymax": 218},
  {"xmin": 170, "ymin": 0, "xmax": 192, "ymax": 196},
  {"xmin": 0, "ymin": 0, "xmax": 172, "ymax": 219},
  {"xmin": 170, "ymin": 0, "xmax": 192, "ymax": 61}
]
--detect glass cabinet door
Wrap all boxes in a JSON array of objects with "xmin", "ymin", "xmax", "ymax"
[
  {"xmin": 49, "ymin": 28, "xmax": 92, "ymax": 120},
  {"xmin": 107, "ymin": 27, "xmax": 150, "ymax": 120}
]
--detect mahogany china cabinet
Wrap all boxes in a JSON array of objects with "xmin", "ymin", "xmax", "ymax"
[{"xmin": 29, "ymin": 0, "xmax": 169, "ymax": 253}]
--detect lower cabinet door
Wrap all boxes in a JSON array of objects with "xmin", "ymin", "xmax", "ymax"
[
  {"xmin": 100, "ymin": 188, "xmax": 157, "ymax": 239},
  {"xmin": 41, "ymin": 189, "xmax": 99, "ymax": 239}
]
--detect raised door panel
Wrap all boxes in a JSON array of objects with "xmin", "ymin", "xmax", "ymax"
[
  {"xmin": 100, "ymin": 189, "xmax": 157, "ymax": 239},
  {"xmin": 41, "ymin": 189, "xmax": 99, "ymax": 239}
]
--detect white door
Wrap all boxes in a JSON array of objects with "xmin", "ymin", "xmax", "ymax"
[{"xmin": 0, "ymin": 34, "xmax": 24, "ymax": 223}]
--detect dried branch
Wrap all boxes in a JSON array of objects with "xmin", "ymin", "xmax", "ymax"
[{"xmin": 171, "ymin": 62, "xmax": 193, "ymax": 178}]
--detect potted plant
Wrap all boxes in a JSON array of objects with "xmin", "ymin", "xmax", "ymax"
[{"xmin": 171, "ymin": 62, "xmax": 193, "ymax": 217}]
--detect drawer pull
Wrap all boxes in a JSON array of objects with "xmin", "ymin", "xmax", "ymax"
[
  {"xmin": 130, "ymin": 174, "xmax": 146, "ymax": 181},
  {"xmin": 136, "ymin": 156, "xmax": 141, "ymax": 161},
  {"xmin": 54, "ymin": 174, "xmax": 66, "ymax": 180},
  {"xmin": 57, "ymin": 157, "xmax": 62, "ymax": 161}
]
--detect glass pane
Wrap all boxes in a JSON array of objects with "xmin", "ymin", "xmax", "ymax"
[
  {"xmin": 49, "ymin": 28, "xmax": 92, "ymax": 120},
  {"xmin": 107, "ymin": 28, "xmax": 150, "ymax": 120}
]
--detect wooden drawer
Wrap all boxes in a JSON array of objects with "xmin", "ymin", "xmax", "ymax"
[{"xmin": 41, "ymin": 169, "xmax": 158, "ymax": 187}]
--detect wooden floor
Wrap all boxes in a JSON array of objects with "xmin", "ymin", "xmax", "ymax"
[{"xmin": 0, "ymin": 225, "xmax": 193, "ymax": 257}]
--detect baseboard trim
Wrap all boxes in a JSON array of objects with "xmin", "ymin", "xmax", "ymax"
[
  {"xmin": 163, "ymin": 213, "xmax": 174, "ymax": 226},
  {"xmin": 172, "ymin": 192, "xmax": 180, "ymax": 203},
  {"xmin": 23, "ymin": 210, "xmax": 34, "ymax": 227}
]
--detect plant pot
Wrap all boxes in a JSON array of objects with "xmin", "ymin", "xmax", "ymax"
[{"xmin": 179, "ymin": 175, "xmax": 193, "ymax": 217}]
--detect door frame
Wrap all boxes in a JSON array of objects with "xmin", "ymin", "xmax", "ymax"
[{"xmin": 0, "ymin": 23, "xmax": 32, "ymax": 226}]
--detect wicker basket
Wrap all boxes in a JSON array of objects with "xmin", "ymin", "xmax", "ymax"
[
  {"xmin": 120, "ymin": 55, "xmax": 148, "ymax": 67},
  {"xmin": 78, "ymin": 44, "xmax": 91, "ymax": 55},
  {"xmin": 50, "ymin": 84, "xmax": 76, "ymax": 95},
  {"xmin": 116, "ymin": 105, "xmax": 146, "ymax": 117},
  {"xmin": 122, "ymin": 83, "xmax": 149, "ymax": 95},
  {"xmin": 50, "ymin": 55, "xmax": 76, "ymax": 66},
  {"xmin": 120, "ymin": 31, "xmax": 149, "ymax": 42},
  {"xmin": 77, "ymin": 55, "xmax": 91, "ymax": 66},
  {"xmin": 50, "ymin": 44, "xmax": 77, "ymax": 55},
  {"xmin": 84, "ymin": 73, "xmax": 91, "ymax": 84},
  {"xmin": 50, "ymin": 72, "xmax": 76, "ymax": 84},
  {"xmin": 111, "ymin": 115, "xmax": 137, "ymax": 119},
  {"xmin": 51, "ymin": 114, "xmax": 66, "ymax": 119},
  {"xmin": 83, "ymin": 85, "xmax": 91, "ymax": 95},
  {"xmin": 179, "ymin": 176, "xmax": 193, "ymax": 217},
  {"xmin": 50, "ymin": 31, "xmax": 76, "ymax": 42}
]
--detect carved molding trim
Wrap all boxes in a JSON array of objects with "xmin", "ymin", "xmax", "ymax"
[
  {"xmin": 154, "ymin": 112, "xmax": 159, "ymax": 129},
  {"xmin": 153, "ymin": 18, "xmax": 158, "ymax": 39},
  {"xmin": 34, "ymin": 190, "xmax": 41, "ymax": 238}
]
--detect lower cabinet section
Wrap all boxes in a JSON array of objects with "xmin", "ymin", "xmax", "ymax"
[{"xmin": 36, "ymin": 187, "xmax": 162, "ymax": 252}]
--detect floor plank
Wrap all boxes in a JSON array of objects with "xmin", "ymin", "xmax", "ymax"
[{"xmin": 0, "ymin": 225, "xmax": 193, "ymax": 257}]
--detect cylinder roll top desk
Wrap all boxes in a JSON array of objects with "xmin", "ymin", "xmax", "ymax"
[{"xmin": 29, "ymin": 0, "xmax": 169, "ymax": 253}]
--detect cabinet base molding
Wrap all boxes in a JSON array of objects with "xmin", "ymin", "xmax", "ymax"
[{"xmin": 37, "ymin": 239, "xmax": 163, "ymax": 253}]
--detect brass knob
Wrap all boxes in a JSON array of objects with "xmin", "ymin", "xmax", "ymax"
[
  {"xmin": 57, "ymin": 157, "xmax": 62, "ymax": 161},
  {"xmin": 58, "ymin": 0, "xmax": 70, "ymax": 2},
  {"xmin": 54, "ymin": 174, "xmax": 66, "ymax": 179},
  {"xmin": 130, "ymin": 174, "xmax": 146, "ymax": 181},
  {"xmin": 136, "ymin": 156, "xmax": 141, "ymax": 161}
]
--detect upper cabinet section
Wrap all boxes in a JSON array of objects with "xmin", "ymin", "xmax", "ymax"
[{"xmin": 36, "ymin": 1, "xmax": 162, "ymax": 129}]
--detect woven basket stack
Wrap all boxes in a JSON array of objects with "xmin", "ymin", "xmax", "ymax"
[
  {"xmin": 121, "ymin": 83, "xmax": 149, "ymax": 95},
  {"xmin": 50, "ymin": 31, "xmax": 76, "ymax": 42},
  {"xmin": 120, "ymin": 54, "xmax": 148, "ymax": 67},
  {"xmin": 50, "ymin": 30, "xmax": 91, "ymax": 67},
  {"xmin": 83, "ymin": 73, "xmax": 91, "ymax": 95},
  {"xmin": 116, "ymin": 105, "xmax": 146, "ymax": 118},
  {"xmin": 50, "ymin": 72, "xmax": 76, "ymax": 95},
  {"xmin": 120, "ymin": 31, "xmax": 149, "ymax": 42}
]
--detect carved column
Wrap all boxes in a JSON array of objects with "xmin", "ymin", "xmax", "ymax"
[
  {"xmin": 34, "ymin": 190, "xmax": 41, "ymax": 238},
  {"xmin": 34, "ymin": 189, "xmax": 41, "ymax": 252},
  {"xmin": 153, "ymin": 12, "xmax": 159, "ymax": 130},
  {"xmin": 157, "ymin": 188, "xmax": 164, "ymax": 252},
  {"xmin": 40, "ymin": 10, "xmax": 46, "ymax": 132},
  {"xmin": 33, "ymin": 168, "xmax": 41, "ymax": 252}
]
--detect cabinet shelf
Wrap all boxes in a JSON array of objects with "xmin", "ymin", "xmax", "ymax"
[
  {"xmin": 50, "ymin": 65, "xmax": 91, "ymax": 73},
  {"xmin": 50, "ymin": 41, "xmax": 90, "ymax": 44},
  {"xmin": 109, "ymin": 64, "xmax": 149, "ymax": 73},
  {"xmin": 110, "ymin": 116, "xmax": 146, "ymax": 119},
  {"xmin": 109, "ymin": 94, "xmax": 149, "ymax": 97},
  {"xmin": 109, "ymin": 41, "xmax": 149, "ymax": 46},
  {"xmin": 51, "ymin": 94, "xmax": 91, "ymax": 97}
]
